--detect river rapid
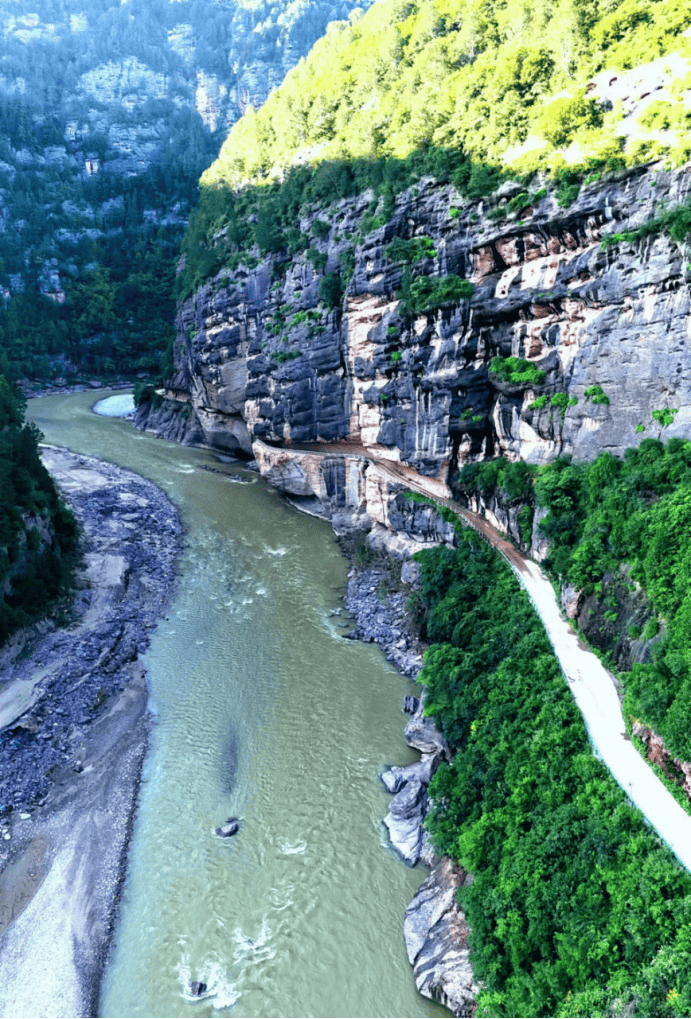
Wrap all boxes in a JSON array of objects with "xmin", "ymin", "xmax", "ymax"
[{"xmin": 27, "ymin": 391, "xmax": 445, "ymax": 1019}]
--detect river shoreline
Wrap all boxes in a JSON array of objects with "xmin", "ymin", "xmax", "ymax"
[
  {"xmin": 336, "ymin": 535, "xmax": 478, "ymax": 1017},
  {"xmin": 0, "ymin": 446, "xmax": 183, "ymax": 1017}
]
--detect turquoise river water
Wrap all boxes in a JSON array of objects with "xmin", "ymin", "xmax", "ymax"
[{"xmin": 27, "ymin": 391, "xmax": 446, "ymax": 1019}]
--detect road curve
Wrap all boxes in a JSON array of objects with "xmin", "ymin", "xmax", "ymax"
[
  {"xmin": 411, "ymin": 472, "xmax": 691, "ymax": 873},
  {"xmin": 457, "ymin": 503, "xmax": 691, "ymax": 873},
  {"xmin": 277, "ymin": 441, "xmax": 691, "ymax": 873}
]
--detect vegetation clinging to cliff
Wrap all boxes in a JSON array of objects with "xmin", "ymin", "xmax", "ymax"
[
  {"xmin": 177, "ymin": 0, "xmax": 691, "ymax": 302},
  {"xmin": 455, "ymin": 438, "xmax": 691, "ymax": 763},
  {"xmin": 416, "ymin": 530, "xmax": 691, "ymax": 1018}
]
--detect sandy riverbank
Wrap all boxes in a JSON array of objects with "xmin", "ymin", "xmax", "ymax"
[{"xmin": 0, "ymin": 447, "xmax": 183, "ymax": 1018}]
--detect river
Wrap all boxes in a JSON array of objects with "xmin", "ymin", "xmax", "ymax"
[{"xmin": 27, "ymin": 391, "xmax": 445, "ymax": 1019}]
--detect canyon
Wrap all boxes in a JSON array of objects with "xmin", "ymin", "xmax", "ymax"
[{"xmin": 130, "ymin": 155, "xmax": 691, "ymax": 1014}]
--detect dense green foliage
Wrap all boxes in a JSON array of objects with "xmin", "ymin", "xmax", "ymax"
[
  {"xmin": 0, "ymin": 203, "xmax": 180, "ymax": 380},
  {"xmin": 0, "ymin": 0, "xmax": 368, "ymax": 381},
  {"xmin": 205, "ymin": 0, "xmax": 691, "ymax": 191},
  {"xmin": 0, "ymin": 373, "xmax": 77, "ymax": 641},
  {"xmin": 490, "ymin": 355, "xmax": 546, "ymax": 387},
  {"xmin": 456, "ymin": 437, "xmax": 691, "ymax": 763},
  {"xmin": 384, "ymin": 236, "xmax": 437, "ymax": 264},
  {"xmin": 176, "ymin": 0, "xmax": 691, "ymax": 300},
  {"xmin": 535, "ymin": 440, "xmax": 691, "ymax": 761},
  {"xmin": 456, "ymin": 455, "xmax": 536, "ymax": 503},
  {"xmin": 400, "ymin": 272, "xmax": 474, "ymax": 314},
  {"xmin": 416, "ymin": 531, "xmax": 691, "ymax": 1017},
  {"xmin": 0, "ymin": 90, "xmax": 213, "ymax": 377},
  {"xmin": 584, "ymin": 383, "xmax": 611, "ymax": 405}
]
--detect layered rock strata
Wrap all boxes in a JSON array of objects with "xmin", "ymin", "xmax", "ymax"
[
  {"xmin": 138, "ymin": 161, "xmax": 691, "ymax": 534},
  {"xmin": 404, "ymin": 859, "xmax": 479, "ymax": 1019}
]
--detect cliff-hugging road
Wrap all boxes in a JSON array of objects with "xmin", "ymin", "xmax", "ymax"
[
  {"xmin": 459, "ymin": 503, "xmax": 691, "ymax": 873},
  {"xmin": 407, "ymin": 470, "xmax": 691, "ymax": 874},
  {"xmin": 286, "ymin": 440, "xmax": 691, "ymax": 874}
]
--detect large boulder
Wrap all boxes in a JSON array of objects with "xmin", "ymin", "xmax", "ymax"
[
  {"xmin": 383, "ymin": 780, "xmax": 427, "ymax": 866},
  {"xmin": 381, "ymin": 754, "xmax": 439, "ymax": 794},
  {"xmin": 404, "ymin": 703, "xmax": 449, "ymax": 758},
  {"xmin": 404, "ymin": 859, "xmax": 478, "ymax": 1016},
  {"xmin": 402, "ymin": 694, "xmax": 420, "ymax": 714},
  {"xmin": 215, "ymin": 817, "xmax": 240, "ymax": 838}
]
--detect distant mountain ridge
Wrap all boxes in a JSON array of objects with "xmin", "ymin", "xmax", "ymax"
[{"xmin": 0, "ymin": 0, "xmax": 370, "ymax": 381}]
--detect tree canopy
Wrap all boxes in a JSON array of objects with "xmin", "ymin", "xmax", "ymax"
[
  {"xmin": 205, "ymin": 0, "xmax": 691, "ymax": 189},
  {"xmin": 0, "ymin": 372, "xmax": 77, "ymax": 642}
]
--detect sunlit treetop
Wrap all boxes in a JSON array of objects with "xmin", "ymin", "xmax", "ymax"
[{"xmin": 204, "ymin": 0, "xmax": 691, "ymax": 189}]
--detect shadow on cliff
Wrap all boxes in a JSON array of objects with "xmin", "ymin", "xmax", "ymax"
[{"xmin": 175, "ymin": 147, "xmax": 514, "ymax": 302}]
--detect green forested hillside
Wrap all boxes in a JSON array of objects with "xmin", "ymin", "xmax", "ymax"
[
  {"xmin": 205, "ymin": 0, "xmax": 691, "ymax": 188},
  {"xmin": 0, "ymin": 373, "xmax": 77, "ymax": 641},
  {"xmin": 415, "ymin": 530, "xmax": 691, "ymax": 1018},
  {"xmin": 0, "ymin": 0, "xmax": 370, "ymax": 381},
  {"xmin": 455, "ymin": 440, "xmax": 691, "ymax": 766},
  {"xmin": 177, "ymin": 0, "xmax": 691, "ymax": 301}
]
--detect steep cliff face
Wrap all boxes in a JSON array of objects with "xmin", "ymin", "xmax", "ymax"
[{"xmin": 136, "ymin": 160, "xmax": 691, "ymax": 531}]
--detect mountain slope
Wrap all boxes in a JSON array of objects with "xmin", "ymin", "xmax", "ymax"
[
  {"xmin": 140, "ymin": 3, "xmax": 691, "ymax": 1015},
  {"xmin": 205, "ymin": 0, "xmax": 691, "ymax": 188},
  {"xmin": 0, "ymin": 374, "xmax": 77, "ymax": 641},
  {"xmin": 0, "ymin": 0, "xmax": 370, "ymax": 381}
]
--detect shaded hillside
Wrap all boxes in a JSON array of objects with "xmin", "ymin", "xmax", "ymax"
[
  {"xmin": 0, "ymin": 0, "xmax": 370, "ymax": 381},
  {"xmin": 0, "ymin": 373, "xmax": 77, "ymax": 641}
]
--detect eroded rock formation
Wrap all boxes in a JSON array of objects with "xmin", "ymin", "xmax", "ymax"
[
  {"xmin": 403, "ymin": 859, "xmax": 478, "ymax": 1018},
  {"xmin": 137, "ymin": 162, "xmax": 691, "ymax": 534}
]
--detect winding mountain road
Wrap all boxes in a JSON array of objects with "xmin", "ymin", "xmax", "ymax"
[{"xmin": 281, "ymin": 440, "xmax": 691, "ymax": 873}]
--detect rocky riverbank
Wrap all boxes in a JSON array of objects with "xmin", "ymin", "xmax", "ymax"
[
  {"xmin": 339, "ymin": 537, "xmax": 478, "ymax": 1017},
  {"xmin": 0, "ymin": 447, "xmax": 183, "ymax": 1018}
]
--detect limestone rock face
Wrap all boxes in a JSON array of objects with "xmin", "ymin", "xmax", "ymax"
[
  {"xmin": 404, "ymin": 859, "xmax": 478, "ymax": 1017},
  {"xmin": 381, "ymin": 754, "xmax": 438, "ymax": 794},
  {"xmin": 404, "ymin": 703, "xmax": 450, "ymax": 759},
  {"xmin": 381, "ymin": 698, "xmax": 449, "ymax": 868},
  {"xmin": 137, "ymin": 162, "xmax": 691, "ymax": 531},
  {"xmin": 383, "ymin": 780, "xmax": 428, "ymax": 866}
]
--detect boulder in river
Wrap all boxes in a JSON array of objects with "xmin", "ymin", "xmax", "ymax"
[
  {"xmin": 404, "ymin": 702, "xmax": 449, "ymax": 758},
  {"xmin": 381, "ymin": 754, "xmax": 439, "ymax": 794},
  {"xmin": 189, "ymin": 981, "xmax": 207, "ymax": 997},
  {"xmin": 215, "ymin": 817, "xmax": 240, "ymax": 838},
  {"xmin": 402, "ymin": 694, "xmax": 420, "ymax": 715},
  {"xmin": 383, "ymin": 780, "xmax": 427, "ymax": 866}
]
